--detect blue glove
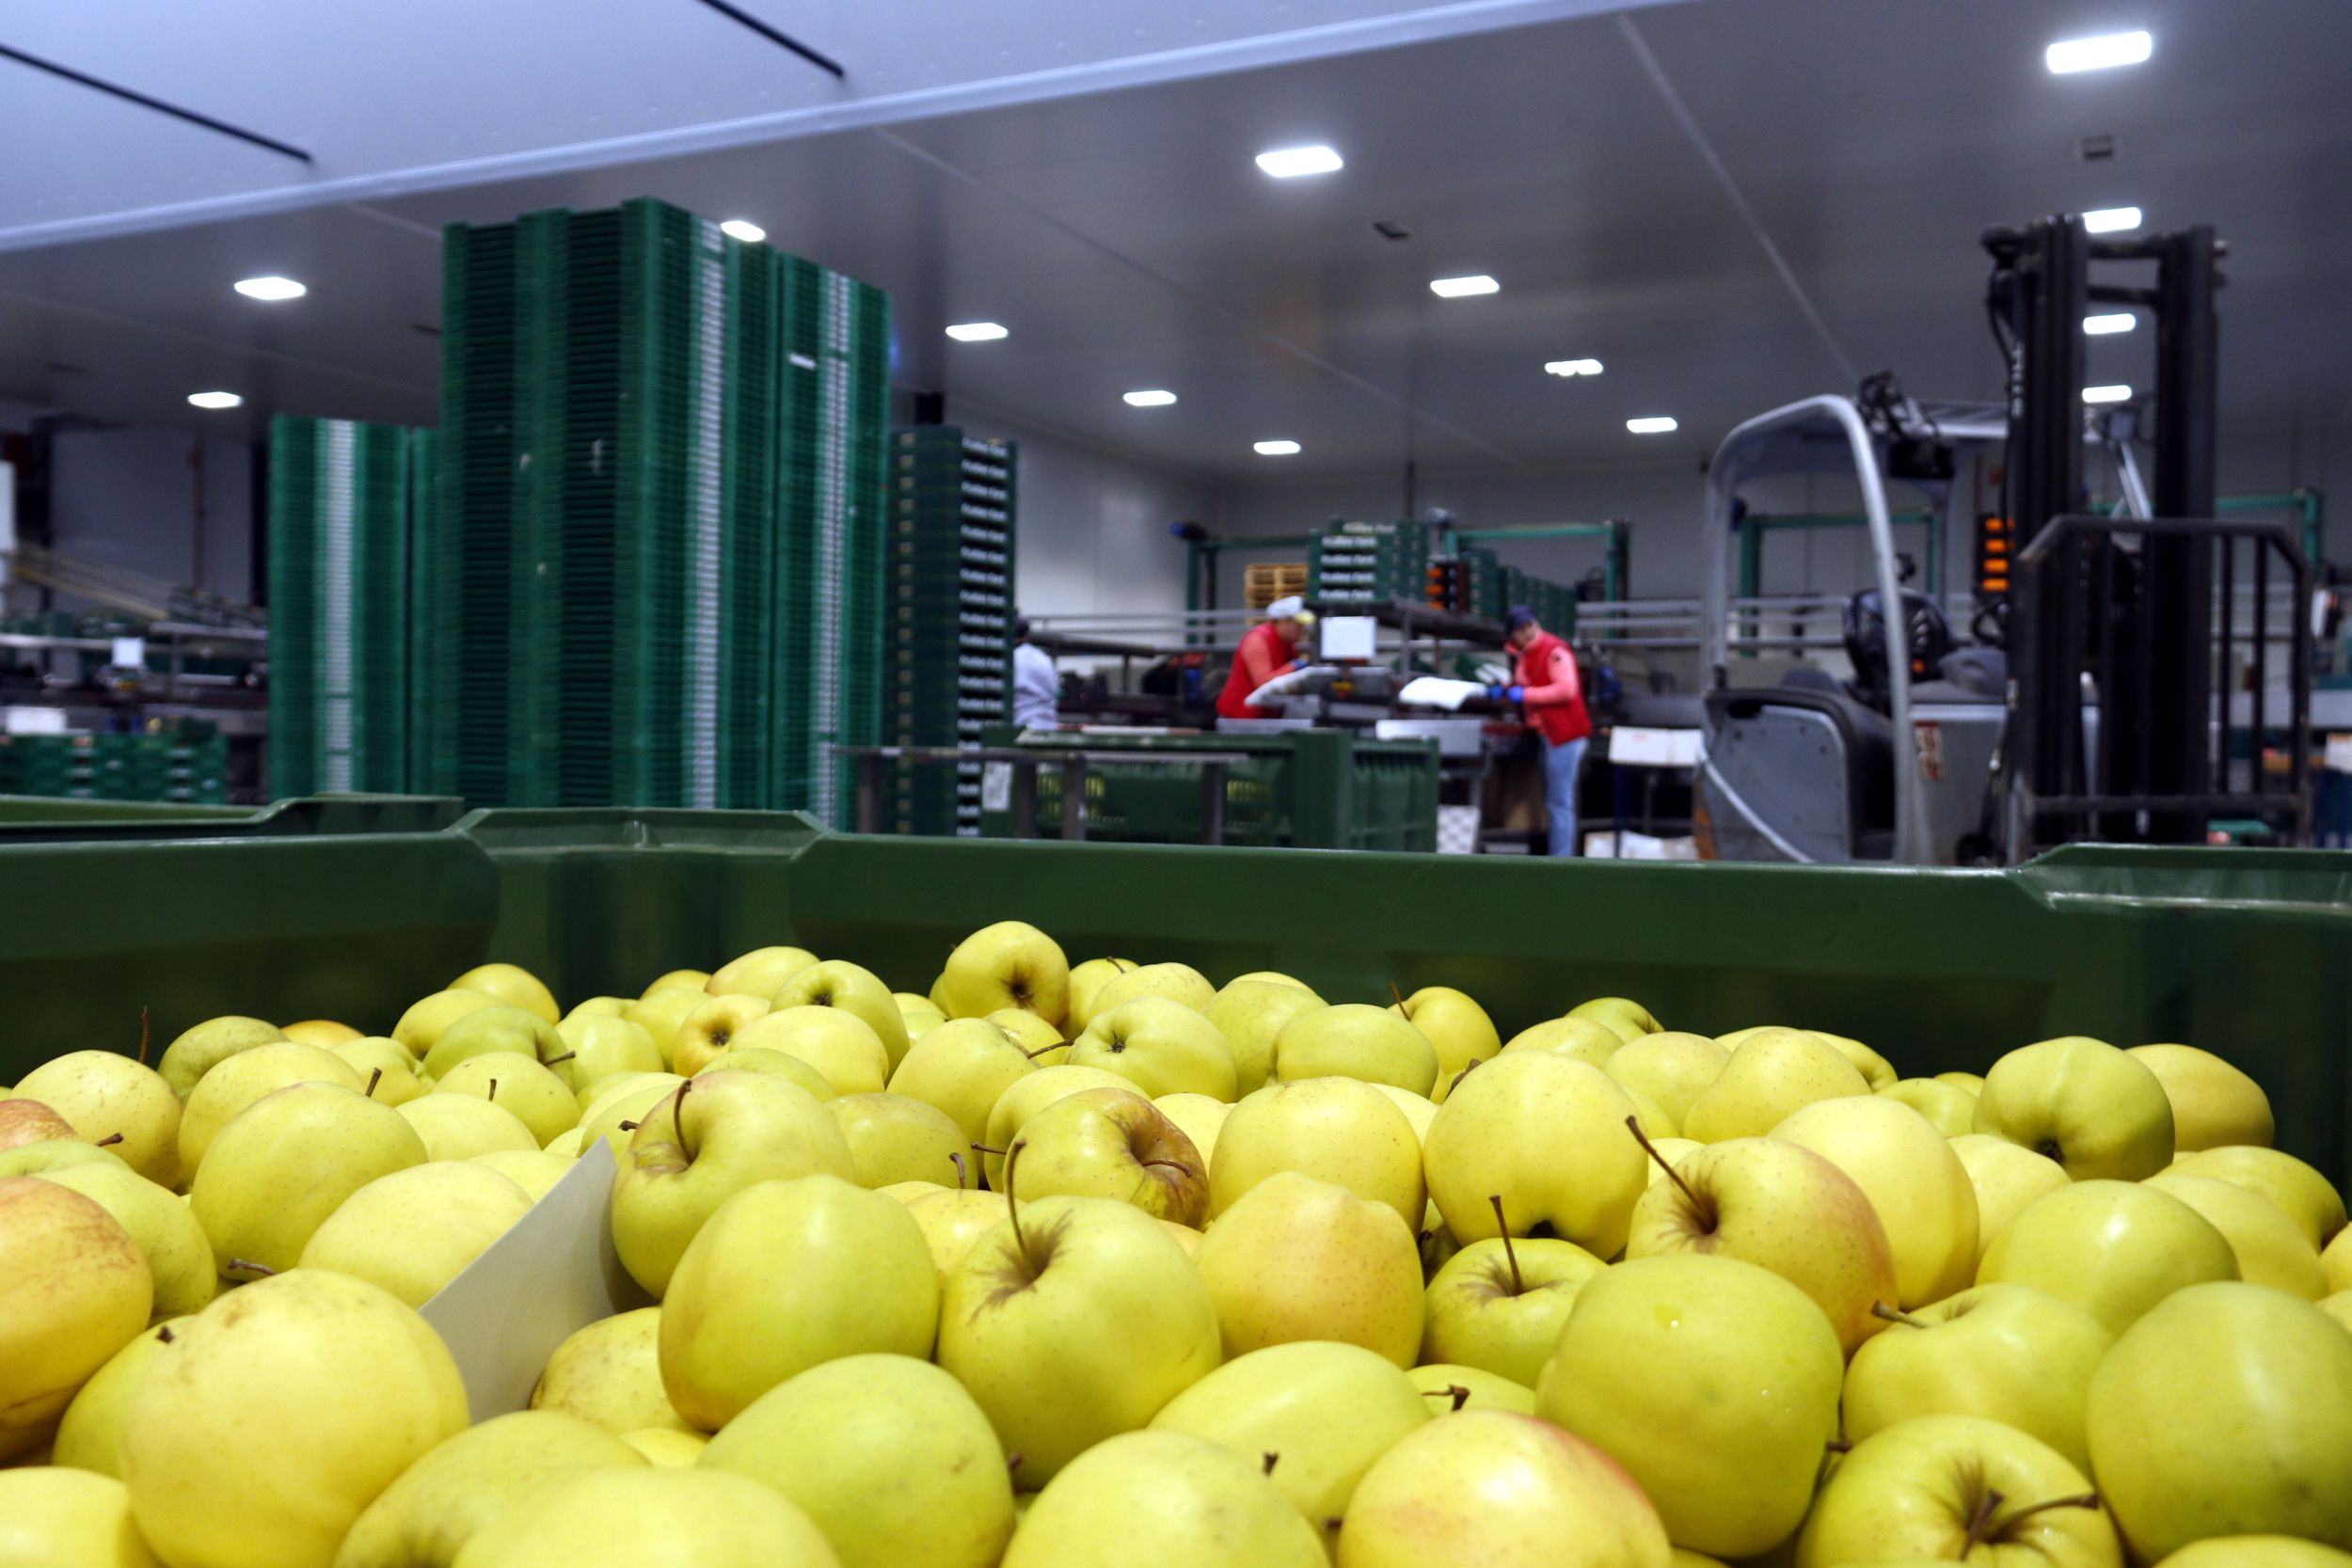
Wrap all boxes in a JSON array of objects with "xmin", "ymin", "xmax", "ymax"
[
  {"xmin": 1505, "ymin": 685, "xmax": 1526, "ymax": 704},
  {"xmin": 1486, "ymin": 684, "xmax": 1508, "ymax": 700}
]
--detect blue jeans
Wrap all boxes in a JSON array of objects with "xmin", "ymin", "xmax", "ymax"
[{"xmin": 1544, "ymin": 736, "xmax": 1588, "ymax": 856}]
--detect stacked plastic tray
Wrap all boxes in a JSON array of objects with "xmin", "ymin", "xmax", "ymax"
[
  {"xmin": 0, "ymin": 727, "xmax": 229, "ymax": 804},
  {"xmin": 429, "ymin": 198, "xmax": 890, "ymax": 820},
  {"xmin": 267, "ymin": 416, "xmax": 417, "ymax": 796},
  {"xmin": 1308, "ymin": 519, "xmax": 1430, "ymax": 602},
  {"xmin": 882, "ymin": 427, "xmax": 1016, "ymax": 836}
]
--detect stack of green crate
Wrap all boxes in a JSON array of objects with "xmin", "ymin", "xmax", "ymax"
[
  {"xmin": 267, "ymin": 416, "xmax": 414, "ymax": 797},
  {"xmin": 1462, "ymin": 547, "xmax": 1505, "ymax": 622},
  {"xmin": 1308, "ymin": 519, "xmax": 1430, "ymax": 602},
  {"xmin": 430, "ymin": 198, "xmax": 888, "ymax": 820},
  {"xmin": 882, "ymin": 427, "xmax": 1016, "ymax": 836},
  {"xmin": 0, "ymin": 724, "xmax": 229, "ymax": 804}
]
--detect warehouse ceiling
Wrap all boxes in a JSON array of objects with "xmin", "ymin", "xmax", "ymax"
[{"xmin": 2, "ymin": 0, "xmax": 2348, "ymax": 482}]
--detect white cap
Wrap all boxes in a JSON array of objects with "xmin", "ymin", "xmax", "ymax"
[{"xmin": 1266, "ymin": 595, "xmax": 1311, "ymax": 622}]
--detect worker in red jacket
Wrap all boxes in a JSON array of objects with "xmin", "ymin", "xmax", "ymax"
[
  {"xmin": 1491, "ymin": 604, "xmax": 1593, "ymax": 855},
  {"xmin": 1216, "ymin": 596, "xmax": 1317, "ymax": 721}
]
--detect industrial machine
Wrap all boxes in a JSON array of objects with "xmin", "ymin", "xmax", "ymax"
[{"xmin": 1696, "ymin": 214, "xmax": 2309, "ymax": 863}]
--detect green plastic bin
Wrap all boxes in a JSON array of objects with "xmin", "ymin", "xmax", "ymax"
[{"xmin": 0, "ymin": 808, "xmax": 2344, "ymax": 1192}]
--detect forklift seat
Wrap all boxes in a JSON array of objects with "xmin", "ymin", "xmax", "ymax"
[{"xmin": 1701, "ymin": 687, "xmax": 1896, "ymax": 861}]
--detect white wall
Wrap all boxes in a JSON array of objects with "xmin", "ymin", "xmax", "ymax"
[
  {"xmin": 48, "ymin": 426, "xmax": 255, "ymax": 602},
  {"xmin": 942, "ymin": 401, "xmax": 1219, "ymax": 620}
]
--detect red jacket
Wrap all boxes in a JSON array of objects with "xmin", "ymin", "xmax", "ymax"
[
  {"xmin": 1216, "ymin": 622, "xmax": 1298, "ymax": 719},
  {"xmin": 1513, "ymin": 630, "xmax": 1591, "ymax": 745}
]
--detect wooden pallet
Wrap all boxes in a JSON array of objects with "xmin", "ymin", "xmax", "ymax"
[{"xmin": 1244, "ymin": 562, "xmax": 1310, "ymax": 610}]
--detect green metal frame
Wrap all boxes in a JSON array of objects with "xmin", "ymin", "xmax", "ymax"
[
  {"xmin": 1438, "ymin": 519, "xmax": 1630, "ymax": 603},
  {"xmin": 2214, "ymin": 490, "xmax": 2326, "ymax": 569},
  {"xmin": 1737, "ymin": 509, "xmax": 1944, "ymax": 601}
]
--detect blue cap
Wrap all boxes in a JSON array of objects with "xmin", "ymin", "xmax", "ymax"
[{"xmin": 1504, "ymin": 604, "xmax": 1538, "ymax": 631}]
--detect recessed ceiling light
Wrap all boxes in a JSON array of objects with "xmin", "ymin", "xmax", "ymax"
[
  {"xmin": 719, "ymin": 219, "xmax": 766, "ymax": 244},
  {"xmin": 1253, "ymin": 439, "xmax": 1302, "ymax": 456},
  {"xmin": 187, "ymin": 391, "xmax": 244, "ymax": 410},
  {"xmin": 1545, "ymin": 358, "xmax": 1604, "ymax": 378},
  {"xmin": 1255, "ymin": 145, "xmax": 1343, "ymax": 179},
  {"xmin": 1122, "ymin": 389, "xmax": 1178, "ymax": 407},
  {"xmin": 231, "ymin": 276, "xmax": 305, "ymax": 301},
  {"xmin": 2084, "ymin": 313, "xmax": 2137, "ymax": 336},
  {"xmin": 1429, "ymin": 275, "xmax": 1499, "ymax": 298},
  {"xmin": 2083, "ymin": 206, "xmax": 2143, "ymax": 233},
  {"xmin": 945, "ymin": 323, "xmax": 1009, "ymax": 342},
  {"xmin": 1626, "ymin": 416, "xmax": 1678, "ymax": 435},
  {"xmin": 2046, "ymin": 29, "xmax": 2152, "ymax": 73},
  {"xmin": 2083, "ymin": 384, "xmax": 2134, "ymax": 404}
]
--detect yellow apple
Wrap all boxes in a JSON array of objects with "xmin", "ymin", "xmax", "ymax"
[
  {"xmin": 531, "ymin": 1307, "xmax": 692, "ymax": 1433},
  {"xmin": 283, "ymin": 1020, "xmax": 361, "ymax": 1050},
  {"xmin": 1627, "ymin": 1134, "xmax": 1898, "ymax": 1356},
  {"xmin": 1794, "ymin": 1413, "xmax": 2119, "ymax": 1567},
  {"xmin": 430, "ymin": 1051, "xmax": 579, "ymax": 1147},
  {"xmin": 1949, "ymin": 1132, "xmax": 2070, "ymax": 1265},
  {"xmin": 2086, "ymin": 1281, "xmax": 2352, "ymax": 1559},
  {"xmin": 394, "ymin": 1091, "xmax": 540, "ymax": 1160},
  {"xmin": 696, "ymin": 1046, "xmax": 837, "ymax": 1103},
  {"xmin": 421, "ymin": 1004, "xmax": 572, "ymax": 1089},
  {"xmin": 191, "ymin": 1082, "xmax": 428, "ymax": 1275},
  {"xmin": 1407, "ymin": 1362, "xmax": 1535, "ymax": 1415},
  {"xmin": 1203, "ymin": 978, "xmax": 1327, "ymax": 1098},
  {"xmin": 895, "ymin": 991, "xmax": 948, "ymax": 1042},
  {"xmin": 1567, "ymin": 995, "xmax": 1661, "ymax": 1042},
  {"xmin": 333, "ymin": 1038, "xmax": 426, "ymax": 1107},
  {"xmin": 668, "ymin": 993, "xmax": 772, "ymax": 1077},
  {"xmin": 0, "ymin": 1095, "xmax": 80, "ymax": 1148},
  {"xmin": 2156, "ymin": 1540, "xmax": 2352, "ymax": 1568},
  {"xmin": 1341, "ymin": 1408, "xmax": 1671, "ymax": 1568},
  {"xmin": 2127, "ymin": 1043, "xmax": 2273, "ymax": 1151},
  {"xmin": 1978, "ymin": 1180, "xmax": 2238, "ymax": 1336},
  {"xmin": 1090, "ymin": 960, "xmax": 1216, "ymax": 1017},
  {"xmin": 576, "ymin": 1077, "xmax": 685, "ymax": 1161},
  {"xmin": 1064, "ymin": 958, "xmax": 1138, "ymax": 1034},
  {"xmin": 1808, "ymin": 1030, "xmax": 1898, "ymax": 1091},
  {"xmin": 1367, "ymin": 1083, "xmax": 1438, "ymax": 1144},
  {"xmin": 564, "ymin": 995, "xmax": 632, "ymax": 1022},
  {"xmin": 1772, "ymin": 1094, "xmax": 1979, "ymax": 1307},
  {"xmin": 1682, "ymin": 1027, "xmax": 1870, "ymax": 1143},
  {"xmin": 772, "ymin": 959, "xmax": 912, "ymax": 1071},
  {"xmin": 1639, "ymin": 1135, "xmax": 1702, "ymax": 1189},
  {"xmin": 1193, "ymin": 1171, "xmax": 1423, "ymax": 1366},
  {"xmin": 935, "ymin": 920, "xmax": 1070, "ymax": 1027},
  {"xmin": 1539, "ymin": 1252, "xmax": 1842, "ymax": 1560},
  {"xmin": 828, "ymin": 1092, "xmax": 972, "ymax": 1189},
  {"xmin": 889, "ymin": 1018, "xmax": 1039, "ymax": 1148},
  {"xmin": 156, "ymin": 1015, "xmax": 286, "ymax": 1098},
  {"xmin": 448, "ymin": 1467, "xmax": 838, "ymax": 1568},
  {"xmin": 2144, "ymin": 1170, "xmax": 2326, "ymax": 1299},
  {"xmin": 1072, "ymin": 997, "xmax": 1238, "ymax": 1100},
  {"xmin": 1938, "ymin": 1069, "xmax": 1986, "ymax": 1092},
  {"xmin": 297, "ymin": 1160, "xmax": 532, "ymax": 1305},
  {"xmin": 336, "ymin": 1409, "xmax": 645, "ymax": 1567},
  {"xmin": 1151, "ymin": 1340, "xmax": 1431, "ymax": 1554},
  {"xmin": 0, "ymin": 1177, "xmax": 151, "ymax": 1458},
  {"xmin": 1972, "ymin": 1036, "xmax": 2173, "ymax": 1180},
  {"xmin": 1500, "ymin": 1015, "xmax": 1624, "ymax": 1069},
  {"xmin": 620, "ymin": 1427, "xmax": 707, "ymax": 1465},
  {"xmin": 1004, "ymin": 1429, "xmax": 1322, "ymax": 1567},
  {"xmin": 1009, "ymin": 1086, "xmax": 1206, "ymax": 1225},
  {"xmin": 1229, "ymin": 970, "xmax": 1322, "ymax": 996},
  {"xmin": 36, "ymin": 1161, "xmax": 217, "ymax": 1318},
  {"xmin": 640, "ymin": 968, "xmax": 711, "ymax": 998},
  {"xmin": 1422, "ymin": 1229, "xmax": 1607, "ymax": 1386},
  {"xmin": 1389, "ymin": 986, "xmax": 1500, "ymax": 1102},
  {"xmin": 1424, "ymin": 1051, "xmax": 1646, "ymax": 1257},
  {"xmin": 900, "ymin": 1186, "xmax": 1012, "ymax": 1275},
  {"xmin": 622, "ymin": 987, "xmax": 709, "ymax": 1066},
  {"xmin": 702, "ymin": 1352, "xmax": 1014, "ymax": 1568},
  {"xmin": 1210, "ymin": 1076, "xmax": 1425, "ymax": 1229},
  {"xmin": 1152, "ymin": 1093, "xmax": 1231, "ymax": 1163},
  {"xmin": 977, "ymin": 1064, "xmax": 1133, "ymax": 1189},
  {"xmin": 710, "ymin": 1002, "xmax": 891, "ymax": 1092},
  {"xmin": 707, "ymin": 944, "xmax": 818, "ymax": 998},
  {"xmin": 123, "ymin": 1269, "xmax": 469, "ymax": 1568},
  {"xmin": 0, "ymin": 1467, "xmax": 162, "ymax": 1567},
  {"xmin": 937, "ymin": 1192, "xmax": 1219, "ymax": 1487},
  {"xmin": 1604, "ymin": 1031, "xmax": 1730, "ymax": 1128},
  {"xmin": 2167, "ymin": 1145, "xmax": 2346, "ymax": 1249},
  {"xmin": 987, "ymin": 1007, "xmax": 1067, "ymax": 1065},
  {"xmin": 2328, "ymin": 1227, "xmax": 2352, "ymax": 1294},
  {"xmin": 389, "ymin": 990, "xmax": 501, "ymax": 1058},
  {"xmin": 177, "ymin": 1040, "xmax": 362, "ymax": 1178},
  {"xmin": 553, "ymin": 1012, "xmax": 662, "ymax": 1087},
  {"xmin": 1273, "ymin": 1003, "xmax": 1437, "ymax": 1096},
  {"xmin": 53, "ymin": 1317, "xmax": 182, "ymax": 1476},
  {"xmin": 1842, "ymin": 1282, "xmax": 2113, "ymax": 1470},
  {"xmin": 470, "ymin": 1147, "xmax": 571, "ymax": 1201},
  {"xmin": 13, "ymin": 1051, "xmax": 184, "ymax": 1189},
  {"xmin": 451, "ymin": 960, "xmax": 560, "ymax": 1022},
  {"xmin": 0, "ymin": 1136, "xmax": 128, "ymax": 1178},
  {"xmin": 1876, "ymin": 1076, "xmax": 1977, "ymax": 1137},
  {"xmin": 660, "ymin": 1174, "xmax": 939, "ymax": 1429}
]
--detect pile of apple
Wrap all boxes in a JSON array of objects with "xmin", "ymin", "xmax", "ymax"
[{"xmin": 3, "ymin": 922, "xmax": 2350, "ymax": 1568}]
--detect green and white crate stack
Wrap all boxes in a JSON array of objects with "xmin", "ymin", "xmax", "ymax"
[
  {"xmin": 267, "ymin": 416, "xmax": 419, "ymax": 796},
  {"xmin": 428, "ymin": 198, "xmax": 890, "ymax": 818},
  {"xmin": 1308, "ymin": 518, "xmax": 1431, "ymax": 603},
  {"xmin": 882, "ymin": 427, "xmax": 1016, "ymax": 836}
]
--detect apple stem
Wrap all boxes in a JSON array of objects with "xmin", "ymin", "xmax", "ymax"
[
  {"xmin": 1824, "ymin": 1438, "xmax": 1851, "ymax": 1453},
  {"xmin": 156, "ymin": 1324, "xmax": 174, "ymax": 1343},
  {"xmin": 1262, "ymin": 1451, "xmax": 1280, "ymax": 1477},
  {"xmin": 970, "ymin": 1144, "xmax": 1008, "ymax": 1156},
  {"xmin": 673, "ymin": 1078, "xmax": 698, "ymax": 1162},
  {"xmin": 1004, "ymin": 1139, "xmax": 1033, "ymax": 1264},
  {"xmin": 95, "ymin": 1132, "xmax": 124, "ymax": 1147},
  {"xmin": 227, "ymin": 1258, "xmax": 278, "ymax": 1278},
  {"xmin": 1870, "ymin": 1301, "xmax": 1931, "ymax": 1329},
  {"xmin": 618, "ymin": 1119, "xmax": 639, "ymax": 1132},
  {"xmin": 1389, "ymin": 981, "xmax": 1412, "ymax": 1019},
  {"xmin": 545, "ymin": 1051, "xmax": 576, "ymax": 1067},
  {"xmin": 1990, "ymin": 1493, "xmax": 2102, "ymax": 1536},
  {"xmin": 137, "ymin": 1006, "xmax": 151, "ymax": 1066},
  {"xmin": 1141, "ymin": 1159, "xmax": 1192, "ymax": 1175},
  {"xmin": 1624, "ymin": 1116, "xmax": 1707, "ymax": 1215},
  {"xmin": 486, "ymin": 1078, "xmax": 498, "ymax": 1101},
  {"xmin": 1005, "ymin": 1451, "xmax": 1024, "ymax": 1472},
  {"xmin": 949, "ymin": 1152, "xmax": 969, "ymax": 1191},
  {"xmin": 1486, "ymin": 1195, "xmax": 1526, "ymax": 1294},
  {"xmin": 1962, "ymin": 1488, "xmax": 2006, "ymax": 1550},
  {"xmin": 1448, "ymin": 1057, "xmax": 1483, "ymax": 1098},
  {"xmin": 365, "ymin": 1068, "xmax": 383, "ymax": 1100},
  {"xmin": 1023, "ymin": 1043, "xmax": 1061, "ymax": 1060}
]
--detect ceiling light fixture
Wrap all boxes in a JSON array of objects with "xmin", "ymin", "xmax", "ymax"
[
  {"xmin": 187, "ymin": 391, "xmax": 244, "ymax": 410},
  {"xmin": 945, "ymin": 322, "xmax": 1009, "ymax": 341},
  {"xmin": 1255, "ymin": 144, "xmax": 1343, "ymax": 178},
  {"xmin": 1429, "ymin": 275, "xmax": 1499, "ymax": 298},
  {"xmin": 1545, "ymin": 358, "xmax": 1604, "ymax": 377},
  {"xmin": 2082, "ymin": 205, "xmax": 2143, "ymax": 233},
  {"xmin": 231, "ymin": 276, "xmax": 306, "ymax": 301},
  {"xmin": 2046, "ymin": 29, "xmax": 2152, "ymax": 73},
  {"xmin": 2083, "ymin": 384, "xmax": 2134, "ymax": 404},
  {"xmin": 2083, "ymin": 312, "xmax": 2137, "ymax": 335},
  {"xmin": 719, "ymin": 219, "xmax": 766, "ymax": 244},
  {"xmin": 1626, "ymin": 416, "xmax": 1677, "ymax": 435},
  {"xmin": 1122, "ymin": 389, "xmax": 1177, "ymax": 407},
  {"xmin": 1253, "ymin": 439, "xmax": 1302, "ymax": 456}
]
